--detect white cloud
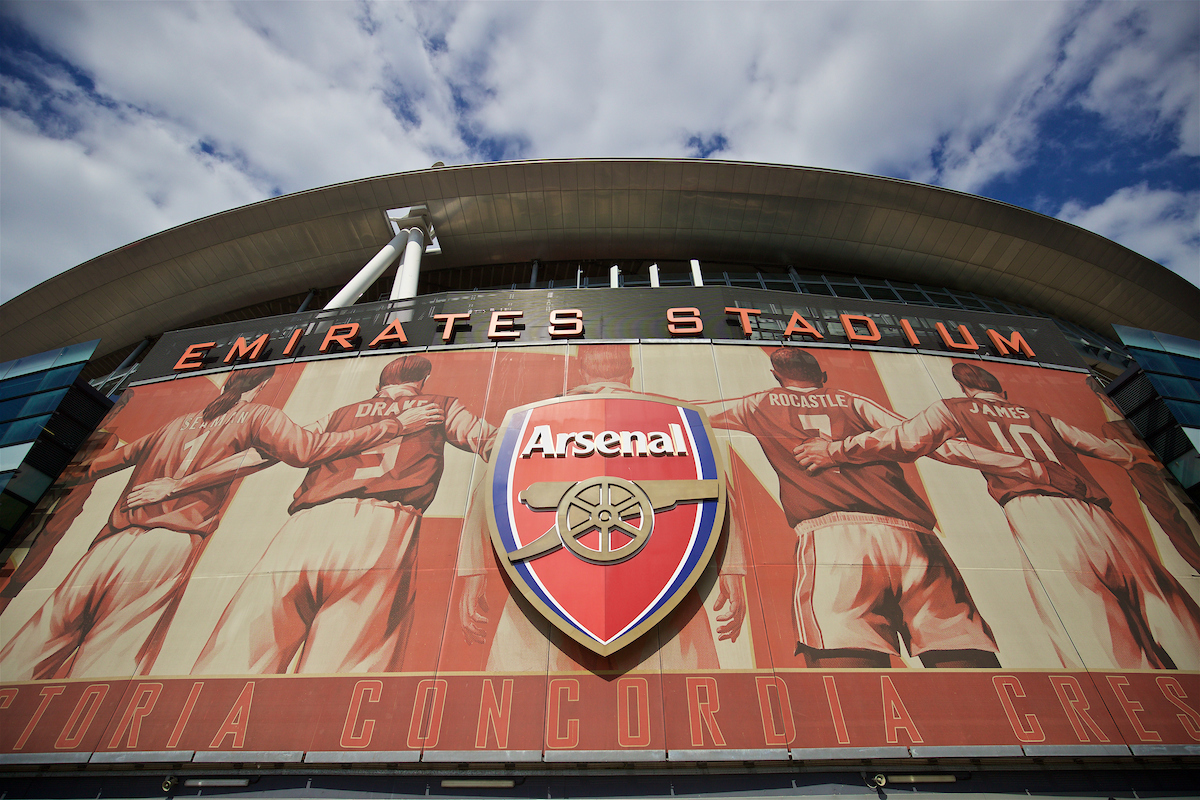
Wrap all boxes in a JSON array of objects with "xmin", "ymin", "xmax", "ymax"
[
  {"xmin": 0, "ymin": 0, "xmax": 1196, "ymax": 303},
  {"xmin": 1058, "ymin": 184, "xmax": 1200, "ymax": 283}
]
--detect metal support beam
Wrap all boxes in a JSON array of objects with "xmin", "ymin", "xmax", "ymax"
[
  {"xmin": 389, "ymin": 227, "xmax": 426, "ymax": 301},
  {"xmin": 649, "ymin": 264, "xmax": 660, "ymax": 288},
  {"xmin": 609, "ymin": 265, "xmax": 620, "ymax": 288},
  {"xmin": 690, "ymin": 259, "xmax": 704, "ymax": 287},
  {"xmin": 324, "ymin": 229, "xmax": 408, "ymax": 310}
]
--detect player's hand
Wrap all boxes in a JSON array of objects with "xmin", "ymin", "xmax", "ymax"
[
  {"xmin": 794, "ymin": 440, "xmax": 834, "ymax": 473},
  {"xmin": 1044, "ymin": 463, "xmax": 1087, "ymax": 498},
  {"xmin": 460, "ymin": 574, "xmax": 490, "ymax": 644},
  {"xmin": 396, "ymin": 401, "xmax": 445, "ymax": 434},
  {"xmin": 713, "ymin": 574, "xmax": 746, "ymax": 643},
  {"xmin": 125, "ymin": 477, "xmax": 180, "ymax": 508}
]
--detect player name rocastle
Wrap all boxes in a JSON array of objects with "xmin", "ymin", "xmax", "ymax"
[{"xmin": 519, "ymin": 423, "xmax": 690, "ymax": 458}]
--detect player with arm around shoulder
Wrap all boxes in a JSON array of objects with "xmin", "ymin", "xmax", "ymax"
[
  {"xmin": 190, "ymin": 354, "xmax": 496, "ymax": 675},
  {"xmin": 0, "ymin": 366, "xmax": 406, "ymax": 680},
  {"xmin": 698, "ymin": 348, "xmax": 1009, "ymax": 669},
  {"xmin": 796, "ymin": 362, "xmax": 1200, "ymax": 670}
]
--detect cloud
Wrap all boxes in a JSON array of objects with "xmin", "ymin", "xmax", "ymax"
[
  {"xmin": 0, "ymin": 0, "xmax": 1196, "ymax": 304},
  {"xmin": 1058, "ymin": 184, "xmax": 1200, "ymax": 284}
]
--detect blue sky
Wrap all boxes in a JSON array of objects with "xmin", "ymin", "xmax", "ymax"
[{"xmin": 1, "ymin": 1, "xmax": 1197, "ymax": 304}]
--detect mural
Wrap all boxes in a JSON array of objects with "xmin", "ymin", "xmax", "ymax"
[{"xmin": 1, "ymin": 344, "xmax": 1197, "ymax": 759}]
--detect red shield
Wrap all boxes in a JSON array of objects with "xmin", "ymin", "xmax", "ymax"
[{"xmin": 486, "ymin": 394, "xmax": 726, "ymax": 655}]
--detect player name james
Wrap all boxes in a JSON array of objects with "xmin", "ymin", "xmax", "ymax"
[{"xmin": 519, "ymin": 423, "xmax": 690, "ymax": 458}]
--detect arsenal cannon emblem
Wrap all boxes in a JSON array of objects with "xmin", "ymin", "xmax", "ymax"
[{"xmin": 486, "ymin": 394, "xmax": 727, "ymax": 655}]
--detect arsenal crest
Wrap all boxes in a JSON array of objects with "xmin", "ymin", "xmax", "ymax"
[{"xmin": 486, "ymin": 394, "xmax": 726, "ymax": 656}]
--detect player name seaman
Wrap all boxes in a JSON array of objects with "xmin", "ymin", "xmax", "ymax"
[{"xmin": 519, "ymin": 423, "xmax": 690, "ymax": 458}]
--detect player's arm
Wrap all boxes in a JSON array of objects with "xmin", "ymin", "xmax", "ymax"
[
  {"xmin": 795, "ymin": 401, "xmax": 958, "ymax": 472},
  {"xmin": 252, "ymin": 406, "xmax": 406, "ymax": 467},
  {"xmin": 1053, "ymin": 417, "xmax": 1156, "ymax": 466},
  {"xmin": 125, "ymin": 449, "xmax": 273, "ymax": 508},
  {"xmin": 713, "ymin": 467, "xmax": 747, "ymax": 643},
  {"xmin": 64, "ymin": 432, "xmax": 153, "ymax": 484},
  {"xmin": 694, "ymin": 396, "xmax": 753, "ymax": 432},
  {"xmin": 444, "ymin": 399, "xmax": 498, "ymax": 461}
]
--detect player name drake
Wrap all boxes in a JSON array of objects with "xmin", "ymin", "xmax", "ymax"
[{"xmin": 519, "ymin": 423, "xmax": 689, "ymax": 458}]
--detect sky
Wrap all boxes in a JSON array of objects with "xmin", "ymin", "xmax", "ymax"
[{"xmin": 1, "ymin": 0, "xmax": 1197, "ymax": 305}]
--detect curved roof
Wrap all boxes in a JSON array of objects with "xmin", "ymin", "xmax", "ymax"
[{"xmin": 3, "ymin": 159, "xmax": 1198, "ymax": 364}]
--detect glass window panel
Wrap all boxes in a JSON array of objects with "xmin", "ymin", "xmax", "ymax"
[
  {"xmin": 0, "ymin": 373, "xmax": 45, "ymax": 402},
  {"xmin": 0, "ymin": 492, "xmax": 31, "ymax": 532},
  {"xmin": 0, "ymin": 442, "xmax": 33, "ymax": 472},
  {"xmin": 0, "ymin": 360, "xmax": 15, "ymax": 381},
  {"xmin": 1152, "ymin": 332, "xmax": 1200, "ymax": 361},
  {"xmin": 52, "ymin": 340, "xmax": 99, "ymax": 368},
  {"xmin": 1166, "ymin": 400, "xmax": 1200, "ymax": 427},
  {"xmin": 19, "ymin": 388, "xmax": 68, "ymax": 419},
  {"xmin": 864, "ymin": 286, "xmax": 899, "ymax": 301},
  {"xmin": 1171, "ymin": 354, "xmax": 1200, "ymax": 380},
  {"xmin": 1147, "ymin": 374, "xmax": 1200, "ymax": 401},
  {"xmin": 1113, "ymin": 325, "xmax": 1164, "ymax": 351},
  {"xmin": 0, "ymin": 415, "xmax": 51, "ymax": 446},
  {"xmin": 5, "ymin": 350, "xmax": 58, "ymax": 380},
  {"xmin": 5, "ymin": 464, "xmax": 53, "ymax": 503},
  {"xmin": 1130, "ymin": 348, "xmax": 1181, "ymax": 374},
  {"xmin": 37, "ymin": 364, "xmax": 84, "ymax": 393},
  {"xmin": 896, "ymin": 289, "xmax": 928, "ymax": 303},
  {"xmin": 798, "ymin": 283, "xmax": 833, "ymax": 296},
  {"xmin": 829, "ymin": 284, "xmax": 868, "ymax": 300}
]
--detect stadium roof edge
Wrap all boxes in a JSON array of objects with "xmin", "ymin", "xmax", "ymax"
[{"xmin": 2, "ymin": 158, "xmax": 1197, "ymax": 363}]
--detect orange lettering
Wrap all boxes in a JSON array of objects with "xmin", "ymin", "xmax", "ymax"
[
  {"xmin": 55, "ymin": 684, "xmax": 109, "ymax": 750},
  {"xmin": 434, "ymin": 312, "xmax": 472, "ymax": 342},
  {"xmin": 1106, "ymin": 676, "xmax": 1161, "ymax": 742},
  {"xmin": 755, "ymin": 676, "xmax": 796, "ymax": 746},
  {"xmin": 1050, "ymin": 676, "xmax": 1109, "ymax": 742},
  {"xmin": 223, "ymin": 334, "xmax": 269, "ymax": 364},
  {"xmin": 549, "ymin": 309, "xmax": 584, "ymax": 337},
  {"xmin": 15, "ymin": 686, "xmax": 63, "ymax": 750},
  {"xmin": 992, "ymin": 676, "xmax": 1044, "ymax": 743},
  {"xmin": 106, "ymin": 683, "xmax": 162, "ymax": 750},
  {"xmin": 936, "ymin": 322, "xmax": 980, "ymax": 352},
  {"xmin": 209, "ymin": 682, "xmax": 254, "ymax": 749},
  {"xmin": 488, "ymin": 311, "xmax": 523, "ymax": 340},
  {"xmin": 174, "ymin": 342, "xmax": 216, "ymax": 371},
  {"xmin": 319, "ymin": 323, "xmax": 360, "ymax": 353},
  {"xmin": 166, "ymin": 682, "xmax": 203, "ymax": 749},
  {"xmin": 783, "ymin": 311, "xmax": 823, "ymax": 340},
  {"xmin": 900, "ymin": 318, "xmax": 921, "ymax": 346},
  {"xmin": 685, "ymin": 676, "xmax": 726, "ymax": 747},
  {"xmin": 881, "ymin": 676, "xmax": 923, "ymax": 744},
  {"xmin": 667, "ymin": 307, "xmax": 704, "ymax": 336},
  {"xmin": 840, "ymin": 314, "xmax": 881, "ymax": 343},
  {"xmin": 617, "ymin": 677, "xmax": 651, "ymax": 748},
  {"xmin": 823, "ymin": 676, "xmax": 850, "ymax": 744},
  {"xmin": 986, "ymin": 329, "xmax": 1036, "ymax": 358},
  {"xmin": 546, "ymin": 679, "xmax": 580, "ymax": 750},
  {"xmin": 475, "ymin": 679, "xmax": 513, "ymax": 749},
  {"xmin": 340, "ymin": 680, "xmax": 382, "ymax": 749},
  {"xmin": 725, "ymin": 307, "xmax": 762, "ymax": 336},
  {"xmin": 406, "ymin": 679, "xmax": 447, "ymax": 749},
  {"xmin": 1156, "ymin": 676, "xmax": 1200, "ymax": 741},
  {"xmin": 369, "ymin": 320, "xmax": 408, "ymax": 348},
  {"xmin": 282, "ymin": 328, "xmax": 304, "ymax": 356}
]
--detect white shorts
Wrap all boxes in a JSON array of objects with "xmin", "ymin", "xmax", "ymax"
[
  {"xmin": 1005, "ymin": 495, "xmax": 1200, "ymax": 670},
  {"xmin": 793, "ymin": 512, "xmax": 996, "ymax": 657},
  {"xmin": 192, "ymin": 497, "xmax": 421, "ymax": 675},
  {"xmin": 0, "ymin": 527, "xmax": 201, "ymax": 680}
]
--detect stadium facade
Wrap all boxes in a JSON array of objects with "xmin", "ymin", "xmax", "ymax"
[{"xmin": 0, "ymin": 159, "xmax": 1198, "ymax": 799}]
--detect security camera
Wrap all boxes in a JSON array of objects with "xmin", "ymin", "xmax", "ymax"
[
  {"xmin": 872, "ymin": 774, "xmax": 887, "ymax": 788},
  {"xmin": 162, "ymin": 776, "xmax": 177, "ymax": 793}
]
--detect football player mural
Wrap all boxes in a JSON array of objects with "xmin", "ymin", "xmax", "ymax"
[{"xmin": 2, "ymin": 343, "xmax": 1198, "ymax": 758}]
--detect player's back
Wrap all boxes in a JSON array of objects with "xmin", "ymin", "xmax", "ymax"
[
  {"xmin": 943, "ymin": 396, "xmax": 1107, "ymax": 506},
  {"xmin": 739, "ymin": 387, "xmax": 935, "ymax": 529},
  {"xmin": 111, "ymin": 404, "xmax": 279, "ymax": 536},
  {"xmin": 291, "ymin": 393, "xmax": 456, "ymax": 513}
]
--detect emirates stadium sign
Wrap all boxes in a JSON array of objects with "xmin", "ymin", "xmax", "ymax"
[{"xmin": 487, "ymin": 395, "xmax": 726, "ymax": 655}]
